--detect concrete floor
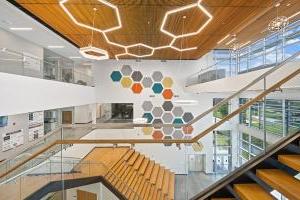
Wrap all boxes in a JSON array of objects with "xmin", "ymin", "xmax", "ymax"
[{"xmin": 175, "ymin": 172, "xmax": 225, "ymax": 200}]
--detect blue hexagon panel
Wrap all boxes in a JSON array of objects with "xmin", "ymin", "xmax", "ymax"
[
  {"xmin": 110, "ymin": 71, "xmax": 122, "ymax": 82},
  {"xmin": 142, "ymin": 113, "xmax": 154, "ymax": 123},
  {"xmin": 152, "ymin": 83, "xmax": 164, "ymax": 94}
]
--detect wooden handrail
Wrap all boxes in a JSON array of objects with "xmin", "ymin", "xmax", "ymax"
[{"xmin": 1, "ymin": 56, "xmax": 300, "ymax": 181}]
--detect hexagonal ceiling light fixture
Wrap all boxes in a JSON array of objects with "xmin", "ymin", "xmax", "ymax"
[
  {"xmin": 160, "ymin": 0, "xmax": 213, "ymax": 39},
  {"xmin": 79, "ymin": 46, "xmax": 109, "ymax": 60},
  {"xmin": 59, "ymin": 0, "xmax": 122, "ymax": 33}
]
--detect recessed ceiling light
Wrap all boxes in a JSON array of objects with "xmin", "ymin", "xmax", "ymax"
[
  {"xmin": 275, "ymin": 2, "xmax": 280, "ymax": 7},
  {"xmin": 9, "ymin": 27, "xmax": 32, "ymax": 31},
  {"xmin": 288, "ymin": 11, "xmax": 300, "ymax": 19},
  {"xmin": 69, "ymin": 56, "xmax": 82, "ymax": 59},
  {"xmin": 286, "ymin": 3, "xmax": 291, "ymax": 6},
  {"xmin": 47, "ymin": 45, "xmax": 65, "ymax": 49},
  {"xmin": 217, "ymin": 34, "xmax": 230, "ymax": 44}
]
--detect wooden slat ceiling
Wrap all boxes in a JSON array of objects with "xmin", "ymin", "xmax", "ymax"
[{"xmin": 13, "ymin": 0, "xmax": 300, "ymax": 60}]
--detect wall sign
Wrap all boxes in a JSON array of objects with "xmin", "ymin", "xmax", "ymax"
[
  {"xmin": 2, "ymin": 129, "xmax": 24, "ymax": 152},
  {"xmin": 28, "ymin": 111, "xmax": 44, "ymax": 141}
]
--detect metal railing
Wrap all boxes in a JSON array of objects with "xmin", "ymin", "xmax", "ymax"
[
  {"xmin": 186, "ymin": 20, "xmax": 300, "ymax": 86},
  {"xmin": 0, "ymin": 47, "xmax": 94, "ymax": 86}
]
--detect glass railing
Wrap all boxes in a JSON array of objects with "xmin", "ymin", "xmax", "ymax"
[
  {"xmin": 0, "ymin": 125, "xmax": 93, "ymax": 179},
  {"xmin": 0, "ymin": 153, "xmax": 142, "ymax": 200},
  {"xmin": 0, "ymin": 51, "xmax": 299, "ymax": 199},
  {"xmin": 186, "ymin": 20, "xmax": 300, "ymax": 86},
  {"xmin": 0, "ymin": 48, "xmax": 94, "ymax": 86}
]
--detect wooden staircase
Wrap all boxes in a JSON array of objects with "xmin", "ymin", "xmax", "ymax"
[
  {"xmin": 105, "ymin": 148, "xmax": 175, "ymax": 200},
  {"xmin": 195, "ymin": 133, "xmax": 300, "ymax": 200}
]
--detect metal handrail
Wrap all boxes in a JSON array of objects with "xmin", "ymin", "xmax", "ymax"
[
  {"xmin": 190, "ymin": 131, "xmax": 300, "ymax": 200},
  {"xmin": 1, "ymin": 60, "xmax": 300, "ymax": 180}
]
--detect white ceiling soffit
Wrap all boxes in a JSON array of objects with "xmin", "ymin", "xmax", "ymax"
[{"xmin": 0, "ymin": 1, "xmax": 87, "ymax": 61}]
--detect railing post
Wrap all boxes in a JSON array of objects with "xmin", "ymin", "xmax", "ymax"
[{"xmin": 263, "ymin": 77, "xmax": 267, "ymax": 153}]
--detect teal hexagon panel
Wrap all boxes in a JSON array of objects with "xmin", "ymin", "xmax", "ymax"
[
  {"xmin": 152, "ymin": 83, "xmax": 164, "ymax": 94},
  {"xmin": 110, "ymin": 71, "xmax": 122, "ymax": 82}
]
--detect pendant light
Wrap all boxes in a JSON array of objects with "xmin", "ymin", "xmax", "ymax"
[
  {"xmin": 79, "ymin": 8, "xmax": 109, "ymax": 60},
  {"xmin": 268, "ymin": 1, "xmax": 289, "ymax": 33}
]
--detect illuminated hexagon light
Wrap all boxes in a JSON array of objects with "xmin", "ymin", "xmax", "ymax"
[
  {"xmin": 79, "ymin": 46, "xmax": 109, "ymax": 60},
  {"xmin": 59, "ymin": 0, "xmax": 122, "ymax": 33},
  {"xmin": 127, "ymin": 43, "xmax": 155, "ymax": 58},
  {"xmin": 160, "ymin": 0, "xmax": 213, "ymax": 39},
  {"xmin": 110, "ymin": 71, "xmax": 122, "ymax": 82}
]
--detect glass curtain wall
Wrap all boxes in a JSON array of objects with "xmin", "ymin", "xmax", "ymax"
[{"xmin": 239, "ymin": 98, "xmax": 300, "ymax": 137}]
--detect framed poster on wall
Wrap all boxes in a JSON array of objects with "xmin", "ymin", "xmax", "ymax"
[
  {"xmin": 0, "ymin": 116, "xmax": 8, "ymax": 127},
  {"xmin": 2, "ymin": 129, "xmax": 24, "ymax": 152},
  {"xmin": 28, "ymin": 111, "xmax": 44, "ymax": 141}
]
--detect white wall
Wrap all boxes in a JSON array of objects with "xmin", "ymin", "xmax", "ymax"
[
  {"xmin": 0, "ymin": 72, "xmax": 96, "ymax": 116},
  {"xmin": 92, "ymin": 56, "xmax": 225, "ymax": 173}
]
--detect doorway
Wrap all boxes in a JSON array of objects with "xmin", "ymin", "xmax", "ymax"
[
  {"xmin": 77, "ymin": 190, "xmax": 97, "ymax": 200},
  {"xmin": 62, "ymin": 111, "xmax": 73, "ymax": 124}
]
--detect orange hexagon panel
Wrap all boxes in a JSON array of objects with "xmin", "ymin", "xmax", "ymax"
[
  {"xmin": 152, "ymin": 130, "xmax": 163, "ymax": 140},
  {"xmin": 131, "ymin": 83, "xmax": 143, "ymax": 94},
  {"xmin": 183, "ymin": 125, "xmax": 194, "ymax": 134},
  {"xmin": 162, "ymin": 89, "xmax": 174, "ymax": 100}
]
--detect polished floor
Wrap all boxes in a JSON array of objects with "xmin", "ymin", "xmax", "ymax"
[{"xmin": 175, "ymin": 172, "xmax": 225, "ymax": 200}]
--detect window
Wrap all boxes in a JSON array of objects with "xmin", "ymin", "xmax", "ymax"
[
  {"xmin": 239, "ymin": 98, "xmax": 250, "ymax": 125},
  {"xmin": 214, "ymin": 130, "xmax": 232, "ymax": 173},
  {"xmin": 286, "ymin": 100, "xmax": 300, "ymax": 134},
  {"xmin": 213, "ymin": 98, "xmax": 229, "ymax": 119}
]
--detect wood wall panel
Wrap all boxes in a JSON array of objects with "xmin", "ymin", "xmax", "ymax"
[{"xmin": 14, "ymin": 0, "xmax": 298, "ymax": 60}]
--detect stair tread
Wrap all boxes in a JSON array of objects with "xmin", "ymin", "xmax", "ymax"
[
  {"xmin": 145, "ymin": 161, "xmax": 155, "ymax": 180},
  {"xmin": 278, "ymin": 154, "xmax": 300, "ymax": 171},
  {"xmin": 168, "ymin": 172, "xmax": 175, "ymax": 200},
  {"xmin": 257, "ymin": 169, "xmax": 300, "ymax": 200},
  {"xmin": 156, "ymin": 167, "xmax": 165, "ymax": 189},
  {"xmin": 234, "ymin": 183, "xmax": 273, "ymax": 200},
  {"xmin": 150, "ymin": 164, "xmax": 160, "ymax": 184},
  {"xmin": 128, "ymin": 152, "xmax": 140, "ymax": 165},
  {"xmin": 133, "ymin": 155, "xmax": 145, "ymax": 170},
  {"xmin": 139, "ymin": 158, "xmax": 150, "ymax": 175},
  {"xmin": 123, "ymin": 149, "xmax": 135, "ymax": 161},
  {"xmin": 162, "ymin": 170, "xmax": 170, "ymax": 195}
]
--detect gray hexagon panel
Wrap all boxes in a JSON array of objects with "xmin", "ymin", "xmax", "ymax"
[
  {"xmin": 153, "ymin": 118, "xmax": 163, "ymax": 124},
  {"xmin": 141, "ymin": 76, "xmax": 153, "ymax": 88},
  {"xmin": 162, "ymin": 101, "xmax": 173, "ymax": 111},
  {"xmin": 163, "ymin": 127, "xmax": 174, "ymax": 135},
  {"xmin": 152, "ymin": 71, "xmax": 163, "ymax": 82},
  {"xmin": 131, "ymin": 71, "xmax": 143, "ymax": 82},
  {"xmin": 173, "ymin": 130, "xmax": 184, "ymax": 139},
  {"xmin": 162, "ymin": 113, "xmax": 174, "ymax": 124},
  {"xmin": 182, "ymin": 112, "xmax": 194, "ymax": 123},
  {"xmin": 172, "ymin": 107, "xmax": 184, "ymax": 117},
  {"xmin": 121, "ymin": 65, "xmax": 132, "ymax": 76},
  {"xmin": 152, "ymin": 107, "xmax": 163, "ymax": 118},
  {"xmin": 142, "ymin": 101, "xmax": 153, "ymax": 112}
]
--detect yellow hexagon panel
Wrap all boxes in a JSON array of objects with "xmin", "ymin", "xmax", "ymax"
[
  {"xmin": 142, "ymin": 127, "xmax": 153, "ymax": 135},
  {"xmin": 121, "ymin": 77, "xmax": 133, "ymax": 88},
  {"xmin": 162, "ymin": 77, "xmax": 173, "ymax": 88}
]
